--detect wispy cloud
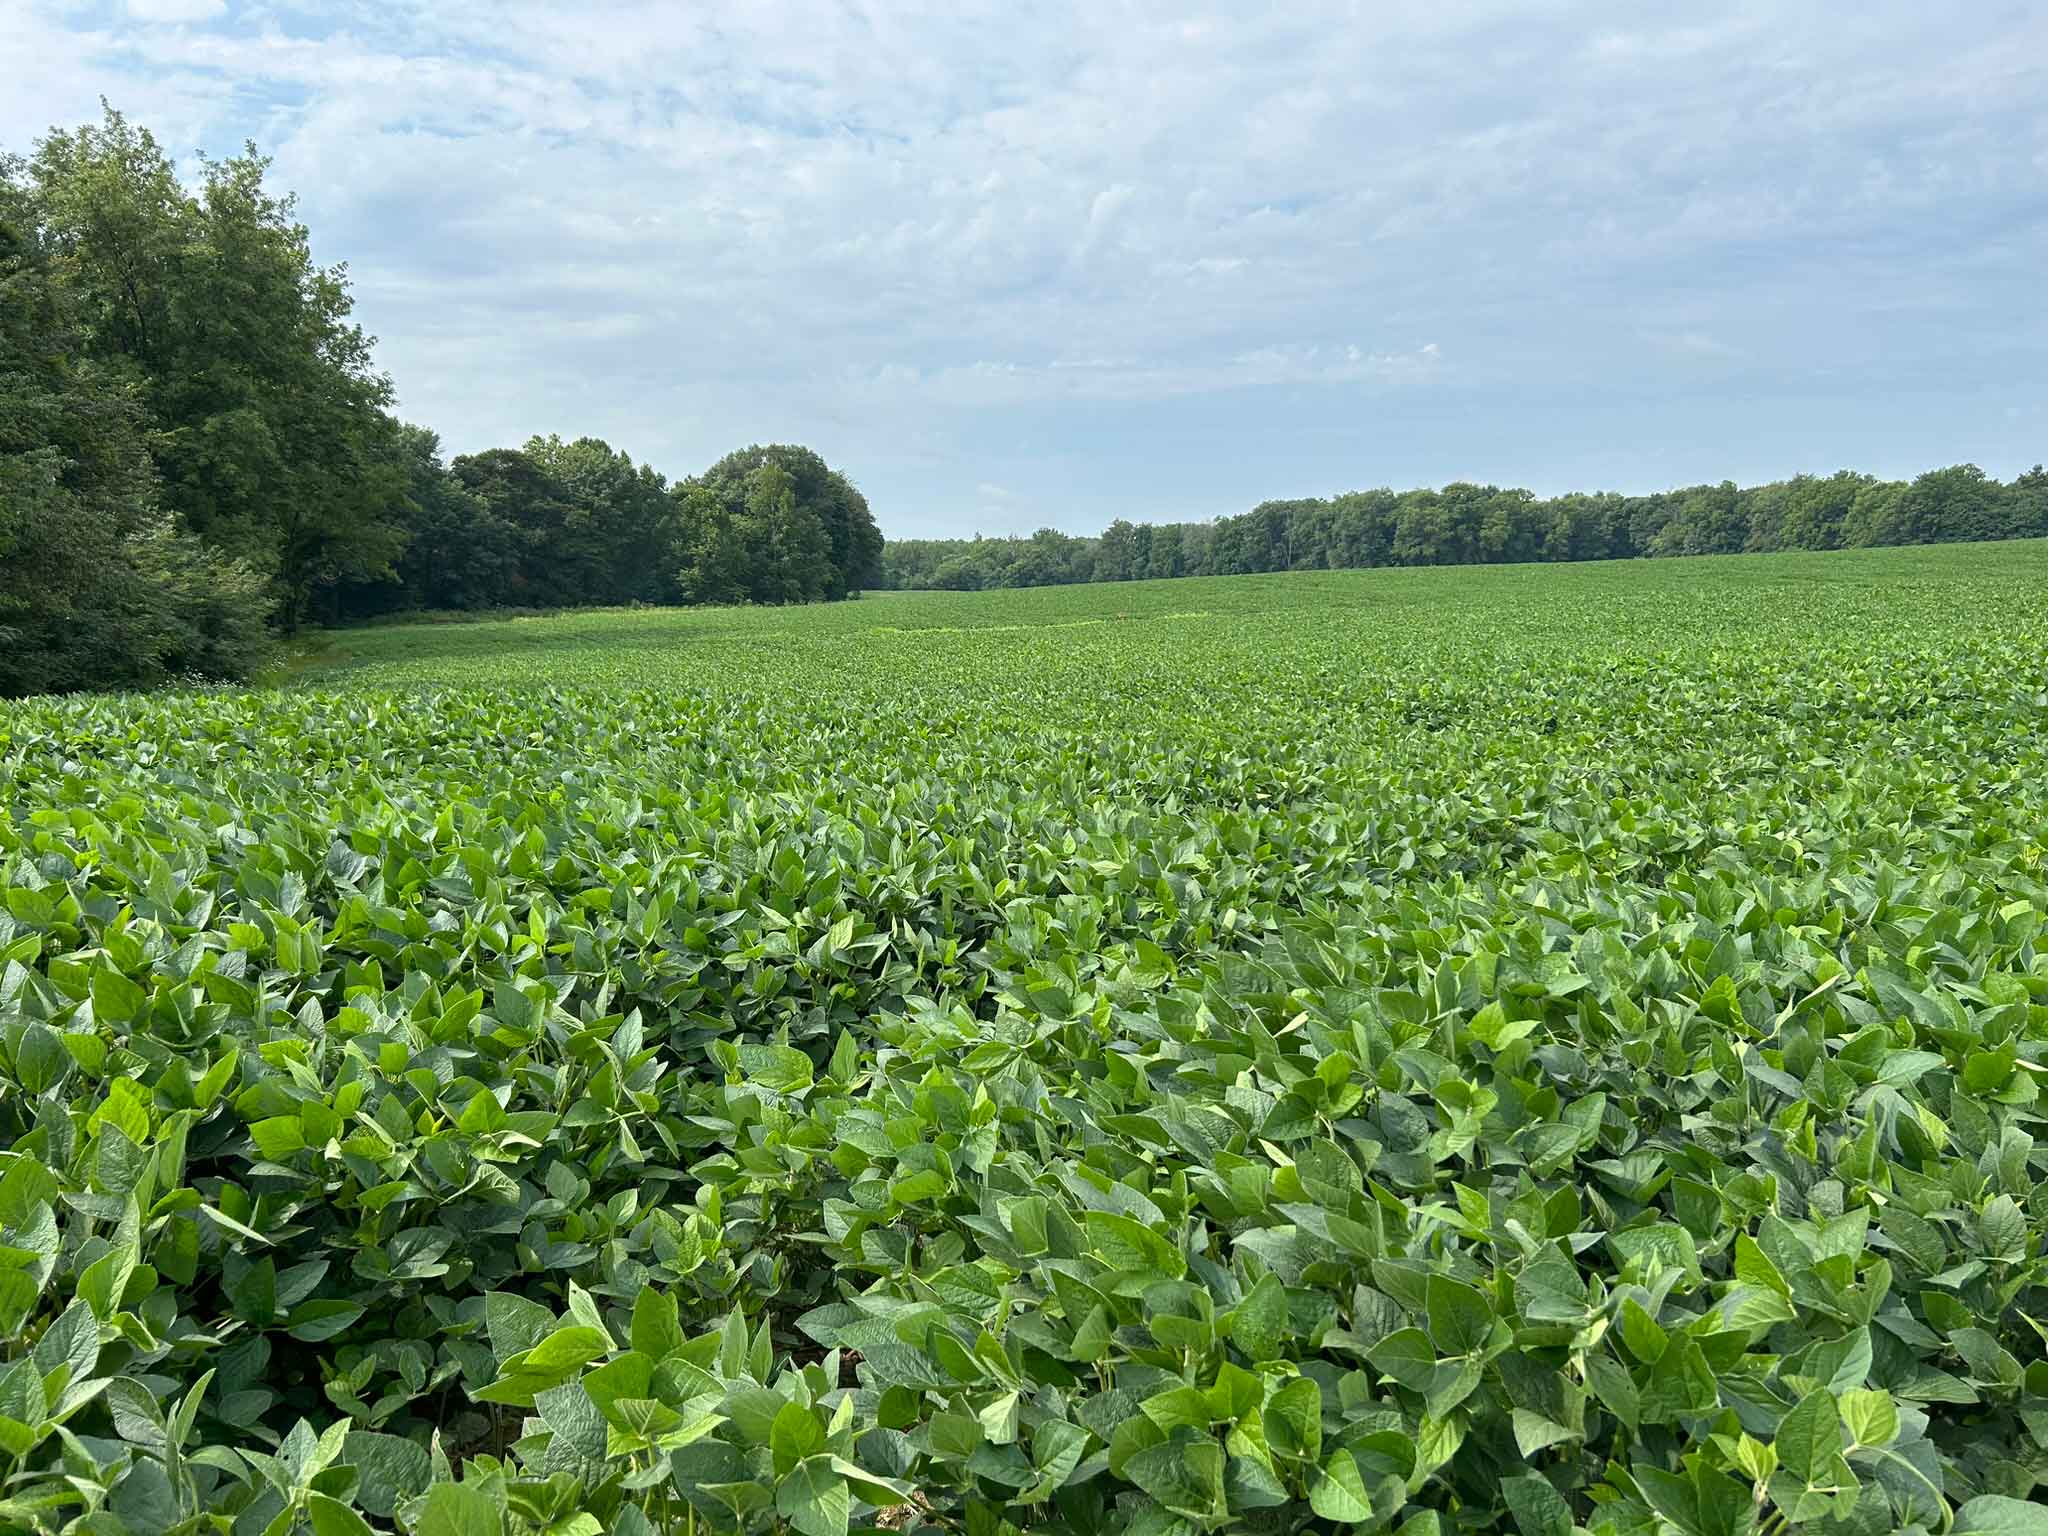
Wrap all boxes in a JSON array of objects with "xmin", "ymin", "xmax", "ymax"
[
  {"xmin": 5, "ymin": 1, "xmax": 2044, "ymax": 533},
  {"xmin": 125, "ymin": 0, "xmax": 227, "ymax": 20},
  {"xmin": 1644, "ymin": 329, "xmax": 1742, "ymax": 360}
]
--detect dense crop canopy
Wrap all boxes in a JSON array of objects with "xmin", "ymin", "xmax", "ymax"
[{"xmin": 2, "ymin": 546, "xmax": 2046, "ymax": 1534}]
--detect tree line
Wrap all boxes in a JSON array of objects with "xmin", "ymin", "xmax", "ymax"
[
  {"xmin": 1, "ymin": 107, "xmax": 880, "ymax": 697},
  {"xmin": 882, "ymin": 463, "xmax": 2048, "ymax": 590},
  {"xmin": 13, "ymin": 108, "xmax": 2046, "ymax": 698}
]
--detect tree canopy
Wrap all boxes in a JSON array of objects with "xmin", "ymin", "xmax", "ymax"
[
  {"xmin": 21, "ymin": 110, "xmax": 408, "ymax": 630},
  {"xmin": 1, "ymin": 106, "xmax": 883, "ymax": 696},
  {"xmin": 880, "ymin": 465, "xmax": 2048, "ymax": 592},
  {"xmin": 6, "ymin": 103, "xmax": 2045, "ymax": 697},
  {"xmin": 1, "ymin": 168, "xmax": 270, "ymax": 695},
  {"xmin": 683, "ymin": 445, "xmax": 882, "ymax": 605}
]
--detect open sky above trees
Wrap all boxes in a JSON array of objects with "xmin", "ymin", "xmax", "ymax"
[{"xmin": 6, "ymin": 1, "xmax": 2045, "ymax": 538}]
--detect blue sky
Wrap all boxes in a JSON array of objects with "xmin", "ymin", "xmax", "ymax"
[{"xmin": 5, "ymin": 1, "xmax": 2045, "ymax": 538}]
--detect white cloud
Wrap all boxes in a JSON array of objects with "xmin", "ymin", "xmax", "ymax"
[
  {"xmin": 6, "ymin": 0, "xmax": 2046, "ymax": 532},
  {"xmin": 124, "ymin": 0, "xmax": 226, "ymax": 20},
  {"xmin": 831, "ymin": 342, "xmax": 1444, "ymax": 410}
]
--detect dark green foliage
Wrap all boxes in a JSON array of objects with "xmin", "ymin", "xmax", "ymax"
[
  {"xmin": 1, "ymin": 106, "xmax": 881, "ymax": 697},
  {"xmin": 378, "ymin": 427, "xmax": 519, "ymax": 615},
  {"xmin": 13, "ymin": 101, "xmax": 2040, "ymax": 691},
  {"xmin": 881, "ymin": 465, "xmax": 2048, "ymax": 591},
  {"xmin": 448, "ymin": 447, "xmax": 588, "ymax": 608},
  {"xmin": 525, "ymin": 434, "xmax": 680, "ymax": 606},
  {"xmin": 20, "ymin": 108, "xmax": 409, "ymax": 631},
  {"xmin": 683, "ymin": 445, "xmax": 884, "ymax": 604},
  {"xmin": 2, "ymin": 548, "xmax": 2046, "ymax": 1532},
  {"xmin": 329, "ymin": 436, "xmax": 875, "ymax": 624},
  {"xmin": 0, "ymin": 176, "xmax": 272, "ymax": 695},
  {"xmin": 360, "ymin": 442, "xmax": 877, "ymax": 618}
]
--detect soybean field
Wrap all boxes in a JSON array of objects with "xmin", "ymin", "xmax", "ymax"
[{"xmin": 3, "ymin": 545, "xmax": 2047, "ymax": 1536}]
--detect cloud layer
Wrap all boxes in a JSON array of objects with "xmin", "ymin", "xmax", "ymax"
[{"xmin": 6, "ymin": 1, "xmax": 2045, "ymax": 535}]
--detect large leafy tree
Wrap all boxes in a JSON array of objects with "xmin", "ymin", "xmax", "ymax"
[
  {"xmin": 692, "ymin": 444, "xmax": 882, "ymax": 600},
  {"xmin": 1096, "ymin": 518, "xmax": 1143, "ymax": 581},
  {"xmin": 876, "ymin": 455, "xmax": 2047, "ymax": 593},
  {"xmin": 673, "ymin": 461, "xmax": 833, "ymax": 605},
  {"xmin": 524, "ymin": 434, "xmax": 678, "ymax": 604},
  {"xmin": 8, "ymin": 104, "xmax": 908, "ymax": 687},
  {"xmin": 22, "ymin": 107, "xmax": 406, "ymax": 629},
  {"xmin": 1892, "ymin": 463, "xmax": 2001, "ymax": 543},
  {"xmin": 449, "ymin": 447, "xmax": 583, "ymax": 607},
  {"xmin": 382, "ymin": 426, "xmax": 517, "ymax": 612},
  {"xmin": 744, "ymin": 461, "xmax": 834, "ymax": 603},
  {"xmin": 671, "ymin": 480, "xmax": 751, "ymax": 605},
  {"xmin": 1650, "ymin": 480, "xmax": 1747, "ymax": 556},
  {"xmin": 2011, "ymin": 465, "xmax": 2048, "ymax": 539},
  {"xmin": 1771, "ymin": 471, "xmax": 1870, "ymax": 551},
  {"xmin": 1, "ymin": 180, "xmax": 269, "ymax": 695}
]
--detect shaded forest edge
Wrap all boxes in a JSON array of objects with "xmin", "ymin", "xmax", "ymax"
[
  {"xmin": 1, "ymin": 107, "xmax": 880, "ymax": 698},
  {"xmin": 7, "ymin": 106, "xmax": 2043, "ymax": 696},
  {"xmin": 880, "ymin": 464, "xmax": 2048, "ymax": 590}
]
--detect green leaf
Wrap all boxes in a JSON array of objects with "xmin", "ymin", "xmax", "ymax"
[
  {"xmin": 827, "ymin": 1454, "xmax": 917, "ymax": 1509},
  {"xmin": 1367, "ymin": 1327, "xmax": 1439, "ymax": 1393},
  {"xmin": 1502, "ymin": 1472, "xmax": 1573, "ymax": 1536},
  {"xmin": 306, "ymin": 1493, "xmax": 375, "ymax": 1536},
  {"xmin": 1085, "ymin": 1211, "xmax": 1185, "ymax": 1276},
  {"xmin": 1070, "ymin": 1304, "xmax": 1112, "ymax": 1362},
  {"xmin": 1515, "ymin": 1254, "xmax": 1589, "ymax": 1322},
  {"xmin": 1610, "ymin": 1222, "xmax": 1700, "ymax": 1281},
  {"xmin": 107, "ymin": 1458, "xmax": 178, "ymax": 1532},
  {"xmin": 1633, "ymin": 1465, "xmax": 1706, "ymax": 1536},
  {"xmin": 1954, "ymin": 1495, "xmax": 2048, "ymax": 1534},
  {"xmin": 286, "ymin": 1300, "xmax": 364, "ymax": 1342},
  {"xmin": 1511, "ymin": 1408, "xmax": 1576, "ymax": 1457},
  {"xmin": 1426, "ymin": 1273, "xmax": 1496, "ymax": 1355},
  {"xmin": 928, "ymin": 1412, "xmax": 982, "ymax": 1461},
  {"xmin": 977, "ymin": 1389, "xmax": 1021, "ymax": 1446},
  {"xmin": 77, "ymin": 1237, "xmax": 138, "ymax": 1322},
  {"xmin": 1416, "ymin": 1411, "xmax": 1465, "ymax": 1477},
  {"xmin": 1022, "ymin": 1421, "xmax": 1090, "ymax": 1501},
  {"xmin": 630, "ymin": 1287, "xmax": 683, "ymax": 1359},
  {"xmin": 32, "ymin": 1299, "xmax": 99, "ymax": 1383},
  {"xmin": 90, "ymin": 965, "xmax": 147, "ymax": 1025},
  {"xmin": 772, "ymin": 1400, "xmax": 827, "ymax": 1478},
  {"xmin": 1310, "ymin": 1449, "xmax": 1377, "ymax": 1524},
  {"xmin": 775, "ymin": 1456, "xmax": 850, "ymax": 1536},
  {"xmin": 1127, "ymin": 1437, "xmax": 1226, "ymax": 1520},
  {"xmin": 171, "ymin": 1368, "xmax": 214, "ymax": 1452},
  {"xmin": 249, "ymin": 1116, "xmax": 306, "ymax": 1160},
  {"xmin": 1734, "ymin": 1233, "xmax": 1790, "ymax": 1297},
  {"xmin": 92, "ymin": 1085, "xmax": 151, "ymax": 1150},
  {"xmin": 343, "ymin": 1431, "xmax": 431, "ymax": 1520},
  {"xmin": 1140, "ymin": 1385, "xmax": 1214, "ymax": 1433},
  {"xmin": 1263, "ymin": 1376, "xmax": 1322, "ymax": 1464},
  {"xmin": 738, "ymin": 1042, "xmax": 814, "ymax": 1095},
  {"xmin": 1774, "ymin": 1389, "xmax": 1841, "ymax": 1483},
  {"xmin": 522, "ymin": 1324, "xmax": 609, "ymax": 1374},
  {"xmin": 484, "ymin": 1292, "xmax": 555, "ymax": 1364},
  {"xmin": 536, "ymin": 1382, "xmax": 608, "ymax": 1462},
  {"xmin": 1839, "ymin": 1388, "xmax": 1898, "ymax": 1449},
  {"xmin": 1230, "ymin": 1273, "xmax": 1288, "ymax": 1360},
  {"xmin": 1979, "ymin": 1194, "xmax": 2028, "ymax": 1259},
  {"xmin": 1468, "ymin": 1000, "xmax": 1537, "ymax": 1051},
  {"xmin": 415, "ymin": 1482, "xmax": 503, "ymax": 1536},
  {"xmin": 11, "ymin": 1024, "xmax": 67, "ymax": 1094},
  {"xmin": 718, "ymin": 1308, "xmax": 749, "ymax": 1378},
  {"xmin": 1798, "ymin": 1327, "xmax": 1873, "ymax": 1395}
]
